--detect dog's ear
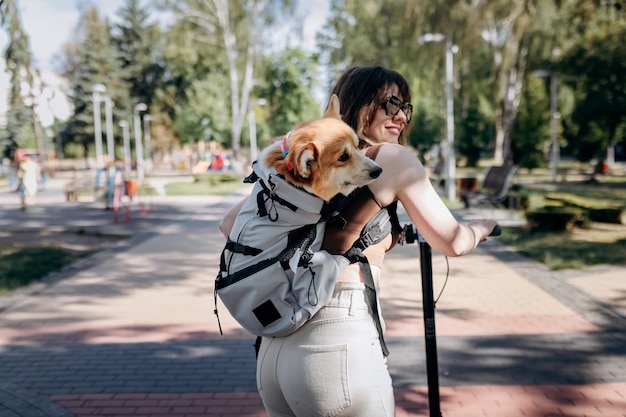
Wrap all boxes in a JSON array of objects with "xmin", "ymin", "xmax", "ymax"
[
  {"xmin": 324, "ymin": 94, "xmax": 341, "ymax": 119},
  {"xmin": 293, "ymin": 143, "xmax": 318, "ymax": 179}
]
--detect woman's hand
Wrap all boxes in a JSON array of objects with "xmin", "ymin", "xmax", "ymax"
[{"xmin": 468, "ymin": 219, "xmax": 500, "ymax": 243}]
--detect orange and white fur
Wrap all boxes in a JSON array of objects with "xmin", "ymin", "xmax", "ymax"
[{"xmin": 259, "ymin": 94, "xmax": 381, "ymax": 201}]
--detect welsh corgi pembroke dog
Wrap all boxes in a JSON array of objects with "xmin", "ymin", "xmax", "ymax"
[{"xmin": 259, "ymin": 94, "xmax": 382, "ymax": 201}]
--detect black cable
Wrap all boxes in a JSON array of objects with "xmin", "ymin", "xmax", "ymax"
[{"xmin": 433, "ymin": 255, "xmax": 449, "ymax": 306}]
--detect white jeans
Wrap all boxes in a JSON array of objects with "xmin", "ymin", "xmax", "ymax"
[{"xmin": 256, "ymin": 282, "xmax": 395, "ymax": 417}]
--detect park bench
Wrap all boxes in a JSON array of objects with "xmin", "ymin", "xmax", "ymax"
[
  {"xmin": 459, "ymin": 164, "xmax": 519, "ymax": 209},
  {"xmin": 65, "ymin": 172, "xmax": 98, "ymax": 202}
]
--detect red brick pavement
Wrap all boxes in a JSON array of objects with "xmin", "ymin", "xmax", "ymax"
[{"xmin": 49, "ymin": 384, "xmax": 626, "ymax": 417}]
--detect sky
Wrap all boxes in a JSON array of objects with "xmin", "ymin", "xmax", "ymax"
[
  {"xmin": 7, "ymin": 0, "xmax": 130, "ymax": 73},
  {"xmin": 4, "ymin": 0, "xmax": 329, "ymax": 73},
  {"xmin": 0, "ymin": 0, "xmax": 330, "ymax": 126}
]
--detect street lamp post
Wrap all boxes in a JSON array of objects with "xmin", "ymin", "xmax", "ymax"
[
  {"xmin": 248, "ymin": 98, "xmax": 267, "ymax": 163},
  {"xmin": 119, "ymin": 120, "xmax": 131, "ymax": 175},
  {"xmin": 133, "ymin": 103, "xmax": 148, "ymax": 181},
  {"xmin": 549, "ymin": 72, "xmax": 559, "ymax": 183},
  {"xmin": 104, "ymin": 96, "xmax": 115, "ymax": 163},
  {"xmin": 92, "ymin": 84, "xmax": 107, "ymax": 169},
  {"xmin": 534, "ymin": 70, "xmax": 560, "ymax": 183},
  {"xmin": 143, "ymin": 115, "xmax": 154, "ymax": 174},
  {"xmin": 418, "ymin": 33, "xmax": 457, "ymax": 201}
]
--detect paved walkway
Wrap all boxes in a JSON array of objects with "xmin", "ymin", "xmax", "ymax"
[{"xmin": 1, "ymin": 174, "xmax": 625, "ymax": 417}]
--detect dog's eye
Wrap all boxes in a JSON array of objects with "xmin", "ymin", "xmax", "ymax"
[{"xmin": 338, "ymin": 152, "xmax": 349, "ymax": 162}]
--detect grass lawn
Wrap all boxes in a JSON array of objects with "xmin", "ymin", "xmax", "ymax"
[
  {"xmin": 0, "ymin": 231, "xmax": 126, "ymax": 296},
  {"xmin": 165, "ymin": 172, "xmax": 247, "ymax": 196},
  {"xmin": 493, "ymin": 168, "xmax": 626, "ymax": 270},
  {"xmin": 165, "ymin": 179, "xmax": 246, "ymax": 195},
  {"xmin": 495, "ymin": 222, "xmax": 626, "ymax": 270},
  {"xmin": 0, "ymin": 246, "xmax": 89, "ymax": 296}
]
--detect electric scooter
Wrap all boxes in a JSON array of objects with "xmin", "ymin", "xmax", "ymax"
[{"xmin": 403, "ymin": 223, "xmax": 501, "ymax": 417}]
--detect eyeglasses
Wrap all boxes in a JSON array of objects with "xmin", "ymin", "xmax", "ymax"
[{"xmin": 380, "ymin": 95, "xmax": 413, "ymax": 123}]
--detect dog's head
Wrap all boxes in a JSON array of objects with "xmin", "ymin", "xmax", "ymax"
[{"xmin": 264, "ymin": 95, "xmax": 382, "ymax": 201}]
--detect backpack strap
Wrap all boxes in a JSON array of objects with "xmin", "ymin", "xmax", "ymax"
[
  {"xmin": 342, "ymin": 206, "xmax": 396, "ymax": 357},
  {"xmin": 343, "ymin": 245, "xmax": 389, "ymax": 357},
  {"xmin": 386, "ymin": 201, "xmax": 403, "ymax": 251},
  {"xmin": 256, "ymin": 177, "xmax": 298, "ymax": 220},
  {"xmin": 224, "ymin": 239, "xmax": 263, "ymax": 256}
]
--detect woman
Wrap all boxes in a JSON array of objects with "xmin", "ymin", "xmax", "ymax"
[{"xmin": 220, "ymin": 65, "xmax": 498, "ymax": 416}]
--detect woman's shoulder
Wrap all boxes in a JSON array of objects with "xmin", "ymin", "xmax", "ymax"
[
  {"xmin": 367, "ymin": 143, "xmax": 420, "ymax": 166},
  {"xmin": 366, "ymin": 143, "xmax": 427, "ymax": 205}
]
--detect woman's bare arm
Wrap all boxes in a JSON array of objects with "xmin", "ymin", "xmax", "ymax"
[
  {"xmin": 219, "ymin": 197, "xmax": 247, "ymax": 237},
  {"xmin": 367, "ymin": 144, "xmax": 497, "ymax": 257}
]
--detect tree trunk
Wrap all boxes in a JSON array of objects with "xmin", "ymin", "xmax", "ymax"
[{"xmin": 490, "ymin": 3, "xmax": 533, "ymax": 165}]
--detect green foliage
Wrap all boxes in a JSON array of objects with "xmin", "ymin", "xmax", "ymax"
[
  {"xmin": 557, "ymin": 2, "xmax": 626, "ymax": 162},
  {"xmin": 4, "ymin": 0, "xmax": 624, "ymax": 172},
  {"xmin": 158, "ymin": 0, "xmax": 300, "ymax": 158},
  {"xmin": 0, "ymin": 0, "xmax": 37, "ymax": 159},
  {"xmin": 456, "ymin": 102, "xmax": 495, "ymax": 167},
  {"xmin": 171, "ymin": 73, "xmax": 232, "ymax": 148},
  {"xmin": 407, "ymin": 103, "xmax": 443, "ymax": 159},
  {"xmin": 318, "ymin": 0, "xmax": 536, "ymax": 164},
  {"xmin": 512, "ymin": 75, "xmax": 550, "ymax": 169},
  {"xmin": 62, "ymin": 6, "xmax": 130, "ymax": 158},
  {"xmin": 319, "ymin": 1, "xmax": 423, "ymax": 75},
  {"xmin": 153, "ymin": 19, "xmax": 220, "ymax": 148},
  {"xmin": 256, "ymin": 48, "xmax": 322, "ymax": 142},
  {"xmin": 113, "ymin": 0, "xmax": 165, "ymax": 109}
]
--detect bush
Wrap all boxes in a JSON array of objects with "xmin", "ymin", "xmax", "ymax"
[
  {"xmin": 544, "ymin": 192, "xmax": 625, "ymax": 225},
  {"xmin": 526, "ymin": 205, "xmax": 590, "ymax": 233}
]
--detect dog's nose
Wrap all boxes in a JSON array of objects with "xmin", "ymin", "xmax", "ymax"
[{"xmin": 369, "ymin": 166, "xmax": 383, "ymax": 179}]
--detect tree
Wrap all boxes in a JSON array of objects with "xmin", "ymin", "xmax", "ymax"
[
  {"xmin": 407, "ymin": 103, "xmax": 444, "ymax": 163},
  {"xmin": 0, "ymin": 0, "xmax": 43, "ymax": 161},
  {"xmin": 317, "ymin": 0, "xmax": 552, "ymax": 167},
  {"xmin": 150, "ymin": 5, "xmax": 229, "ymax": 156},
  {"xmin": 256, "ymin": 48, "xmax": 321, "ymax": 141},
  {"xmin": 160, "ymin": 0, "xmax": 297, "ymax": 161},
  {"xmin": 317, "ymin": 0, "xmax": 435, "ymax": 150},
  {"xmin": 457, "ymin": 100, "xmax": 495, "ymax": 167},
  {"xmin": 479, "ymin": 0, "xmax": 537, "ymax": 165},
  {"xmin": 511, "ymin": 75, "xmax": 549, "ymax": 169},
  {"xmin": 558, "ymin": 5, "xmax": 626, "ymax": 164},
  {"xmin": 61, "ymin": 6, "xmax": 129, "ymax": 159},
  {"xmin": 318, "ymin": 0, "xmax": 423, "ymax": 77},
  {"xmin": 113, "ymin": 0, "xmax": 170, "ymax": 158},
  {"xmin": 171, "ymin": 72, "xmax": 232, "ymax": 150},
  {"xmin": 113, "ymin": 0, "xmax": 165, "ymax": 109}
]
